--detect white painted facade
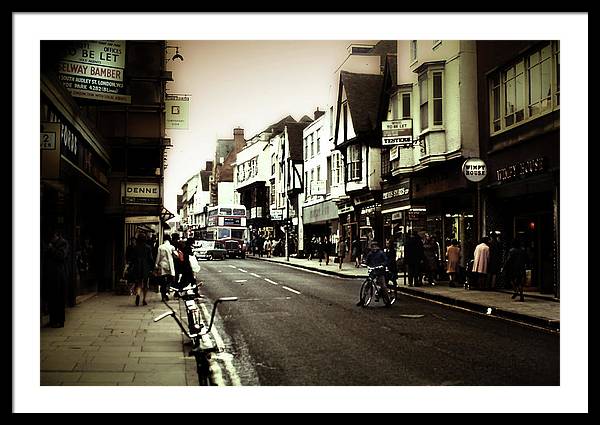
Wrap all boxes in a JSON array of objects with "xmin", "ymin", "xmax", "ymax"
[{"xmin": 393, "ymin": 40, "xmax": 479, "ymax": 174}]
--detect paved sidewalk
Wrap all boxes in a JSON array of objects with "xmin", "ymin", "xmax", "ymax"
[
  {"xmin": 40, "ymin": 290, "xmax": 199, "ymax": 386},
  {"xmin": 247, "ymin": 254, "xmax": 560, "ymax": 332}
]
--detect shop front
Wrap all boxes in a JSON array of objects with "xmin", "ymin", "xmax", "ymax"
[
  {"xmin": 486, "ymin": 151, "xmax": 559, "ymax": 297},
  {"xmin": 410, "ymin": 159, "xmax": 476, "ymax": 264},
  {"xmin": 303, "ymin": 198, "xmax": 339, "ymax": 259},
  {"xmin": 41, "ymin": 77, "xmax": 111, "ymax": 308}
]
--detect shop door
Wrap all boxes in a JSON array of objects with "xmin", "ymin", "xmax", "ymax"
[{"xmin": 514, "ymin": 213, "xmax": 554, "ymax": 293}]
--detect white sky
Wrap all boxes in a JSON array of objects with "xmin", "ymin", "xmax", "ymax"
[
  {"xmin": 13, "ymin": 12, "xmax": 588, "ymax": 413},
  {"xmin": 164, "ymin": 39, "xmax": 360, "ymax": 213}
]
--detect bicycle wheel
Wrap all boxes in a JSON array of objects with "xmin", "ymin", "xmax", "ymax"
[
  {"xmin": 360, "ymin": 279, "xmax": 374, "ymax": 307},
  {"xmin": 384, "ymin": 280, "xmax": 398, "ymax": 306}
]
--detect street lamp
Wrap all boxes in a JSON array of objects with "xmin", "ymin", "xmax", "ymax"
[{"xmin": 165, "ymin": 45, "xmax": 184, "ymax": 62}]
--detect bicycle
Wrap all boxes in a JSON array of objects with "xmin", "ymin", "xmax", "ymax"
[
  {"xmin": 358, "ymin": 265, "xmax": 398, "ymax": 307},
  {"xmin": 154, "ymin": 281, "xmax": 238, "ymax": 385}
]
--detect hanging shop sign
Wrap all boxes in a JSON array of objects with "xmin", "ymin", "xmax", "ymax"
[
  {"xmin": 338, "ymin": 204, "xmax": 354, "ymax": 215},
  {"xmin": 57, "ymin": 40, "xmax": 131, "ymax": 104},
  {"xmin": 121, "ymin": 182, "xmax": 161, "ymax": 205},
  {"xmin": 462, "ymin": 158, "xmax": 488, "ymax": 182},
  {"xmin": 165, "ymin": 94, "xmax": 191, "ymax": 129},
  {"xmin": 390, "ymin": 145, "xmax": 399, "ymax": 161},
  {"xmin": 381, "ymin": 119, "xmax": 413, "ymax": 146},
  {"xmin": 270, "ymin": 209, "xmax": 284, "ymax": 221},
  {"xmin": 41, "ymin": 122, "xmax": 61, "ymax": 180},
  {"xmin": 496, "ymin": 157, "xmax": 546, "ymax": 184}
]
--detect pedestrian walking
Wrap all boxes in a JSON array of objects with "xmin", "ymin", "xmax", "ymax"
[
  {"xmin": 155, "ymin": 234, "xmax": 176, "ymax": 301},
  {"xmin": 337, "ymin": 237, "xmax": 347, "ymax": 270},
  {"xmin": 42, "ymin": 228, "xmax": 70, "ymax": 328},
  {"xmin": 472, "ymin": 236, "xmax": 490, "ymax": 290},
  {"xmin": 446, "ymin": 239, "xmax": 461, "ymax": 287},
  {"xmin": 502, "ymin": 238, "xmax": 528, "ymax": 302},
  {"xmin": 422, "ymin": 234, "xmax": 439, "ymax": 286},
  {"xmin": 178, "ymin": 239, "xmax": 196, "ymax": 288},
  {"xmin": 487, "ymin": 233, "xmax": 501, "ymax": 290},
  {"xmin": 264, "ymin": 238, "xmax": 272, "ymax": 258},
  {"xmin": 352, "ymin": 237, "xmax": 361, "ymax": 268},
  {"xmin": 129, "ymin": 233, "xmax": 154, "ymax": 306},
  {"xmin": 404, "ymin": 230, "xmax": 425, "ymax": 287},
  {"xmin": 319, "ymin": 236, "xmax": 329, "ymax": 265},
  {"xmin": 385, "ymin": 239, "xmax": 398, "ymax": 286}
]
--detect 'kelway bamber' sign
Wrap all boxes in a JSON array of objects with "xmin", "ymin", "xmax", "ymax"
[{"xmin": 57, "ymin": 41, "xmax": 131, "ymax": 104}]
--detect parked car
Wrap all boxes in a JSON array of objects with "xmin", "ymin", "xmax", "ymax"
[
  {"xmin": 193, "ymin": 240, "xmax": 227, "ymax": 261},
  {"xmin": 224, "ymin": 239, "xmax": 245, "ymax": 259}
]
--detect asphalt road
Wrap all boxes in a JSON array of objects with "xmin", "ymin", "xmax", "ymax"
[{"xmin": 197, "ymin": 257, "xmax": 560, "ymax": 386}]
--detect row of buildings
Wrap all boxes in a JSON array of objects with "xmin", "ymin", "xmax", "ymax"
[
  {"xmin": 177, "ymin": 40, "xmax": 560, "ymax": 297},
  {"xmin": 40, "ymin": 40, "xmax": 176, "ymax": 311}
]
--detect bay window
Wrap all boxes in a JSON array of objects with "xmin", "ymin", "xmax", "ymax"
[{"xmin": 489, "ymin": 41, "xmax": 559, "ymax": 134}]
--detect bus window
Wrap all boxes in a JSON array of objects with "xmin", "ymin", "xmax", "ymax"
[
  {"xmin": 231, "ymin": 229, "xmax": 245, "ymax": 239},
  {"xmin": 220, "ymin": 208, "xmax": 232, "ymax": 215},
  {"xmin": 218, "ymin": 228, "xmax": 231, "ymax": 239},
  {"xmin": 233, "ymin": 208, "xmax": 246, "ymax": 216}
]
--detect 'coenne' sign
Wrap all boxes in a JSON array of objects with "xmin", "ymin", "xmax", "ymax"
[{"xmin": 122, "ymin": 182, "xmax": 160, "ymax": 205}]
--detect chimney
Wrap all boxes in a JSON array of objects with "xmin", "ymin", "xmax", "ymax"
[
  {"xmin": 314, "ymin": 108, "xmax": 325, "ymax": 121},
  {"xmin": 233, "ymin": 127, "xmax": 245, "ymax": 152}
]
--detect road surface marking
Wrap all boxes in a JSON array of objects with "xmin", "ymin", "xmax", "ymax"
[
  {"xmin": 234, "ymin": 279, "xmax": 247, "ymax": 283},
  {"xmin": 228, "ymin": 265, "xmax": 237, "ymax": 269},
  {"xmin": 238, "ymin": 268, "xmax": 248, "ymax": 273},
  {"xmin": 250, "ymin": 273, "xmax": 261, "ymax": 278},
  {"xmin": 264, "ymin": 278, "xmax": 278, "ymax": 285},
  {"xmin": 281, "ymin": 286, "xmax": 301, "ymax": 295}
]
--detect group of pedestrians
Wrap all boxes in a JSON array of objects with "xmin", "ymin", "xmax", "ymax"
[
  {"xmin": 126, "ymin": 232, "xmax": 196, "ymax": 306},
  {"xmin": 305, "ymin": 236, "xmax": 333, "ymax": 265}
]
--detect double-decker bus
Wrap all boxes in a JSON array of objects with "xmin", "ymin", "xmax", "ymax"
[{"xmin": 196, "ymin": 204, "xmax": 248, "ymax": 258}]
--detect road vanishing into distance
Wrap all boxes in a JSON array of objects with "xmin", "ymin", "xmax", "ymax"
[{"xmin": 197, "ymin": 258, "xmax": 559, "ymax": 386}]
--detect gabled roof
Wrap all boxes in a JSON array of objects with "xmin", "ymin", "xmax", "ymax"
[
  {"xmin": 340, "ymin": 70, "xmax": 384, "ymax": 134},
  {"xmin": 286, "ymin": 121, "xmax": 312, "ymax": 161}
]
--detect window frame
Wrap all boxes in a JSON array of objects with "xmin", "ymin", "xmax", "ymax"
[
  {"xmin": 346, "ymin": 144, "xmax": 362, "ymax": 182},
  {"xmin": 418, "ymin": 65, "xmax": 445, "ymax": 134},
  {"xmin": 488, "ymin": 41, "xmax": 560, "ymax": 136}
]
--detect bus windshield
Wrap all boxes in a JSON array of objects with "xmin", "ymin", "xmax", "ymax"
[{"xmin": 217, "ymin": 228, "xmax": 231, "ymax": 239}]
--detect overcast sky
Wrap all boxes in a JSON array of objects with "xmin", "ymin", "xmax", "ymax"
[{"xmin": 163, "ymin": 39, "xmax": 362, "ymax": 213}]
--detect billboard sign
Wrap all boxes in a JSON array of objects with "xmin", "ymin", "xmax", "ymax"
[
  {"xmin": 57, "ymin": 41, "xmax": 131, "ymax": 104},
  {"xmin": 382, "ymin": 119, "xmax": 412, "ymax": 146}
]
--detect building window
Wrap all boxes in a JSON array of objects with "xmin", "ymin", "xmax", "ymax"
[
  {"xmin": 410, "ymin": 40, "xmax": 417, "ymax": 62},
  {"xmin": 304, "ymin": 171, "xmax": 308, "ymax": 195},
  {"xmin": 270, "ymin": 184, "xmax": 275, "ymax": 205},
  {"xmin": 304, "ymin": 137, "xmax": 308, "ymax": 160},
  {"xmin": 528, "ymin": 44, "xmax": 553, "ymax": 117},
  {"xmin": 316, "ymin": 129, "xmax": 320, "ymax": 154},
  {"xmin": 419, "ymin": 67, "xmax": 444, "ymax": 132},
  {"xmin": 329, "ymin": 106, "xmax": 334, "ymax": 137},
  {"xmin": 310, "ymin": 169, "xmax": 314, "ymax": 195},
  {"xmin": 432, "ymin": 71, "xmax": 443, "ymax": 125},
  {"xmin": 310, "ymin": 134, "xmax": 314, "ymax": 158},
  {"xmin": 331, "ymin": 151, "xmax": 342, "ymax": 186},
  {"xmin": 381, "ymin": 147, "xmax": 391, "ymax": 175},
  {"xmin": 347, "ymin": 144, "xmax": 361, "ymax": 181},
  {"xmin": 387, "ymin": 93, "xmax": 398, "ymax": 120},
  {"xmin": 402, "ymin": 92, "xmax": 411, "ymax": 119},
  {"xmin": 419, "ymin": 73, "xmax": 428, "ymax": 131},
  {"xmin": 489, "ymin": 41, "xmax": 559, "ymax": 135},
  {"xmin": 271, "ymin": 153, "xmax": 276, "ymax": 176},
  {"xmin": 503, "ymin": 60, "xmax": 525, "ymax": 127}
]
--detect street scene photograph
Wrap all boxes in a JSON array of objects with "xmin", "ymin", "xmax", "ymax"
[{"xmin": 13, "ymin": 12, "xmax": 588, "ymax": 413}]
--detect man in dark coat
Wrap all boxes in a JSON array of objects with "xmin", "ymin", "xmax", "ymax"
[
  {"xmin": 129, "ymin": 233, "xmax": 154, "ymax": 306},
  {"xmin": 42, "ymin": 229, "xmax": 70, "ymax": 327},
  {"xmin": 404, "ymin": 230, "xmax": 425, "ymax": 287}
]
